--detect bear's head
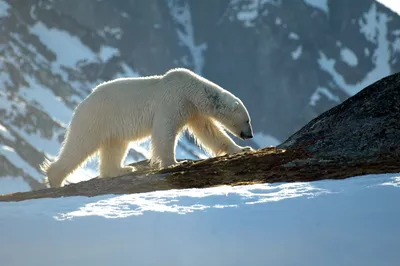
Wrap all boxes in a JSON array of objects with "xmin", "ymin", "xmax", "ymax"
[{"xmin": 213, "ymin": 92, "xmax": 254, "ymax": 140}]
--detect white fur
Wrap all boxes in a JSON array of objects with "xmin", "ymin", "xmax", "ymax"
[{"xmin": 41, "ymin": 68, "xmax": 254, "ymax": 188}]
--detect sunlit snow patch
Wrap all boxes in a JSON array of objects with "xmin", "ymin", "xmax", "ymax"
[
  {"xmin": 54, "ymin": 182, "xmax": 329, "ymax": 220},
  {"xmin": 379, "ymin": 175, "xmax": 400, "ymax": 188},
  {"xmin": 29, "ymin": 21, "xmax": 97, "ymax": 69}
]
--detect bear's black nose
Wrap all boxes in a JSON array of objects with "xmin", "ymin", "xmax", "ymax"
[{"xmin": 240, "ymin": 132, "xmax": 253, "ymax": 140}]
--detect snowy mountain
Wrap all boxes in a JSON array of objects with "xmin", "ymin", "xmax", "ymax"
[
  {"xmin": 0, "ymin": 172, "xmax": 399, "ymax": 266},
  {"xmin": 1, "ymin": 0, "xmax": 400, "ymax": 192}
]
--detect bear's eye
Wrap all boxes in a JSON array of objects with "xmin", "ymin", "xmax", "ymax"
[{"xmin": 246, "ymin": 120, "xmax": 249, "ymax": 124}]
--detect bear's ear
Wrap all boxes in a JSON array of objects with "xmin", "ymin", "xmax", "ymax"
[{"xmin": 232, "ymin": 101, "xmax": 239, "ymax": 111}]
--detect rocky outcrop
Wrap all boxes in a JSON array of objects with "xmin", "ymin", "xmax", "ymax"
[
  {"xmin": 278, "ymin": 72, "xmax": 400, "ymax": 157},
  {"xmin": 1, "ymin": 72, "xmax": 399, "ymax": 202}
]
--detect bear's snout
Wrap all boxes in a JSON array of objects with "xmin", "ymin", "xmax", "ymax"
[{"xmin": 240, "ymin": 131, "xmax": 253, "ymax": 140}]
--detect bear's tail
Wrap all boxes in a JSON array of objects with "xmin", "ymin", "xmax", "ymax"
[{"xmin": 39, "ymin": 157, "xmax": 54, "ymax": 187}]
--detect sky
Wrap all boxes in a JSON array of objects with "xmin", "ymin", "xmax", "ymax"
[{"xmin": 377, "ymin": 0, "xmax": 400, "ymax": 15}]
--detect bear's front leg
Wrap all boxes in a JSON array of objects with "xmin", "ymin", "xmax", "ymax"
[
  {"xmin": 187, "ymin": 116, "xmax": 254, "ymax": 157},
  {"xmin": 226, "ymin": 144, "xmax": 254, "ymax": 154},
  {"xmin": 150, "ymin": 112, "xmax": 182, "ymax": 169}
]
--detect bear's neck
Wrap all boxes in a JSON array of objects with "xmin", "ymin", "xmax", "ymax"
[{"xmin": 187, "ymin": 86, "xmax": 221, "ymax": 119}]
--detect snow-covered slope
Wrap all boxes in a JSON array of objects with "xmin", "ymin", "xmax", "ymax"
[
  {"xmin": 0, "ymin": 173, "xmax": 399, "ymax": 266},
  {"xmin": 1, "ymin": 0, "xmax": 400, "ymax": 193}
]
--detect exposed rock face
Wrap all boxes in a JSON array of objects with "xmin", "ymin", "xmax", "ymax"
[
  {"xmin": 278, "ymin": 72, "xmax": 400, "ymax": 157},
  {"xmin": 1, "ymin": 72, "xmax": 399, "ymax": 202}
]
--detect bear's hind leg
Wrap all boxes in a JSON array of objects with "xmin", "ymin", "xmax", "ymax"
[
  {"xmin": 98, "ymin": 138, "xmax": 134, "ymax": 178},
  {"xmin": 150, "ymin": 113, "xmax": 182, "ymax": 169},
  {"xmin": 43, "ymin": 131, "xmax": 99, "ymax": 188}
]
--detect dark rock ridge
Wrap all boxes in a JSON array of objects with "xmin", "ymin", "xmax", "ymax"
[
  {"xmin": 1, "ymin": 73, "xmax": 399, "ymax": 202},
  {"xmin": 278, "ymin": 71, "xmax": 400, "ymax": 157}
]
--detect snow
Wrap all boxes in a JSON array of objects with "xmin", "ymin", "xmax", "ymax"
[
  {"xmin": 176, "ymin": 136, "xmax": 209, "ymax": 160},
  {"xmin": 98, "ymin": 45, "xmax": 119, "ymax": 62},
  {"xmin": 309, "ymin": 86, "xmax": 341, "ymax": 106},
  {"xmin": 392, "ymin": 30, "xmax": 400, "ymax": 56},
  {"xmin": 291, "ymin": 45, "xmax": 302, "ymax": 60},
  {"xmin": 102, "ymin": 26, "xmax": 123, "ymax": 40},
  {"xmin": 288, "ymin": 32, "xmax": 299, "ymax": 40},
  {"xmin": 359, "ymin": 3, "xmax": 382, "ymax": 42},
  {"xmin": 167, "ymin": 0, "xmax": 207, "ymax": 74},
  {"xmin": 340, "ymin": 47, "xmax": 358, "ymax": 67},
  {"xmin": 303, "ymin": 0, "xmax": 329, "ymax": 14},
  {"xmin": 231, "ymin": 0, "xmax": 281, "ymax": 27},
  {"xmin": 232, "ymin": 0, "xmax": 261, "ymax": 27},
  {"xmin": 0, "ymin": 123, "xmax": 15, "ymax": 142},
  {"xmin": 0, "ymin": 144, "xmax": 41, "ymax": 178},
  {"xmin": 29, "ymin": 21, "xmax": 97, "ymax": 69},
  {"xmin": 20, "ymin": 75, "xmax": 73, "ymax": 127},
  {"xmin": 0, "ymin": 0, "xmax": 10, "ymax": 17},
  {"xmin": 376, "ymin": 0, "xmax": 400, "ymax": 16},
  {"xmin": 0, "ymin": 172, "xmax": 399, "ymax": 266},
  {"xmin": 120, "ymin": 62, "xmax": 140, "ymax": 77},
  {"xmin": 236, "ymin": 7, "xmax": 258, "ymax": 24},
  {"xmin": 253, "ymin": 132, "xmax": 280, "ymax": 148},
  {"xmin": 0, "ymin": 176, "xmax": 31, "ymax": 195}
]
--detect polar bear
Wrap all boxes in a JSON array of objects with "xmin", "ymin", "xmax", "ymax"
[{"xmin": 41, "ymin": 68, "xmax": 254, "ymax": 188}]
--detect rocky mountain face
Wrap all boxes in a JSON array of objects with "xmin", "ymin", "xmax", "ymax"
[{"xmin": 1, "ymin": 0, "xmax": 400, "ymax": 193}]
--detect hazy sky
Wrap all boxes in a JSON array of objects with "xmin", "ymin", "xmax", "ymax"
[{"xmin": 377, "ymin": 0, "xmax": 400, "ymax": 15}]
